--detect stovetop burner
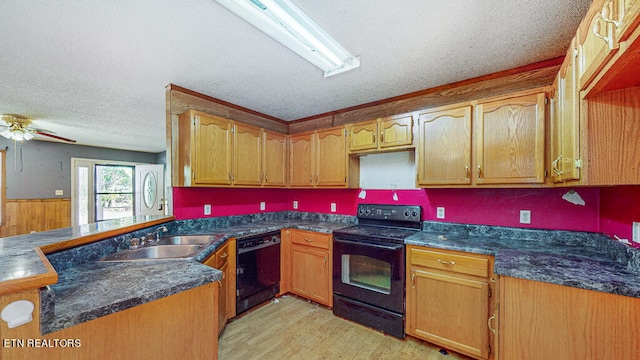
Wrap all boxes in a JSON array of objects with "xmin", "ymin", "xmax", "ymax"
[{"xmin": 333, "ymin": 204, "xmax": 422, "ymax": 244}]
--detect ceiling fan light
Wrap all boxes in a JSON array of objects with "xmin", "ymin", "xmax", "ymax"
[
  {"xmin": 22, "ymin": 131, "xmax": 34, "ymax": 141},
  {"xmin": 214, "ymin": 0, "xmax": 360, "ymax": 77}
]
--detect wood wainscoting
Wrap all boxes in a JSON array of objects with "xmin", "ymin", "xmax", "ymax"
[{"xmin": 0, "ymin": 198, "xmax": 71, "ymax": 238}]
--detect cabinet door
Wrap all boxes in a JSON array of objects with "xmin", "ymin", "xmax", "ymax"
[
  {"xmin": 217, "ymin": 260, "xmax": 229, "ymax": 334},
  {"xmin": 616, "ymin": 0, "xmax": 640, "ymax": 41},
  {"xmin": 193, "ymin": 114, "xmax": 233, "ymax": 185},
  {"xmin": 408, "ymin": 268, "xmax": 490, "ymax": 359},
  {"xmin": 417, "ymin": 106, "xmax": 472, "ymax": 185},
  {"xmin": 289, "ymin": 133, "xmax": 314, "ymax": 187},
  {"xmin": 558, "ymin": 39, "xmax": 581, "ymax": 182},
  {"xmin": 263, "ymin": 130, "xmax": 287, "ymax": 187},
  {"xmin": 379, "ymin": 115, "xmax": 413, "ymax": 149},
  {"xmin": 578, "ymin": 0, "xmax": 619, "ymax": 90},
  {"xmin": 291, "ymin": 244, "xmax": 330, "ymax": 306},
  {"xmin": 347, "ymin": 121, "xmax": 378, "ymax": 152},
  {"xmin": 233, "ymin": 123, "xmax": 262, "ymax": 186},
  {"xmin": 476, "ymin": 93, "xmax": 546, "ymax": 184},
  {"xmin": 316, "ymin": 127, "xmax": 347, "ymax": 186}
]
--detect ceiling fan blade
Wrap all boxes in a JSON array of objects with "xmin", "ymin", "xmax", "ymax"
[{"xmin": 35, "ymin": 131, "xmax": 77, "ymax": 143}]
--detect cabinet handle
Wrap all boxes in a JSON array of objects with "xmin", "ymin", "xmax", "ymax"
[
  {"xmin": 265, "ymin": 173, "xmax": 268, "ymax": 183},
  {"xmin": 228, "ymin": 171, "xmax": 232, "ymax": 181},
  {"xmin": 219, "ymin": 252, "xmax": 228, "ymax": 259},
  {"xmin": 411, "ymin": 273, "xmax": 416, "ymax": 289},
  {"xmin": 324, "ymin": 256, "xmax": 327, "ymax": 268},
  {"xmin": 477, "ymin": 165, "xmax": 482, "ymax": 180},
  {"xmin": 380, "ymin": 133, "xmax": 384, "ymax": 143},
  {"xmin": 437, "ymin": 259, "xmax": 456, "ymax": 266},
  {"xmin": 310, "ymin": 175, "xmax": 313, "ymax": 183},
  {"xmin": 601, "ymin": 0, "xmax": 620, "ymax": 27},
  {"xmin": 218, "ymin": 280, "xmax": 223, "ymax": 289},
  {"xmin": 593, "ymin": 14, "xmax": 610, "ymax": 45},
  {"xmin": 259, "ymin": 172, "xmax": 263, "ymax": 182},
  {"xmin": 304, "ymin": 238, "xmax": 313, "ymax": 242},
  {"xmin": 373, "ymin": 133, "xmax": 376, "ymax": 143},
  {"xmin": 552, "ymin": 155, "xmax": 563, "ymax": 176},
  {"xmin": 315, "ymin": 174, "xmax": 319, "ymax": 183},
  {"xmin": 488, "ymin": 313, "xmax": 497, "ymax": 335},
  {"xmin": 465, "ymin": 166, "xmax": 469, "ymax": 181}
]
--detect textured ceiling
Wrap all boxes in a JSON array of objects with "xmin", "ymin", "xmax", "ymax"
[{"xmin": 0, "ymin": 0, "xmax": 591, "ymax": 153}]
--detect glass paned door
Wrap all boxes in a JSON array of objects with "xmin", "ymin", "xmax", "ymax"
[{"xmin": 95, "ymin": 165, "xmax": 134, "ymax": 221}]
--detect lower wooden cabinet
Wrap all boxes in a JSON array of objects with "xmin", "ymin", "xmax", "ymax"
[
  {"xmin": 406, "ymin": 246, "xmax": 496, "ymax": 360},
  {"xmin": 282, "ymin": 229, "xmax": 332, "ymax": 307},
  {"xmin": 203, "ymin": 238, "xmax": 236, "ymax": 335},
  {"xmin": 500, "ymin": 276, "xmax": 640, "ymax": 360}
]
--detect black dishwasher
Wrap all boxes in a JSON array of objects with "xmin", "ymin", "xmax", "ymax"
[{"xmin": 236, "ymin": 231, "xmax": 281, "ymax": 314}]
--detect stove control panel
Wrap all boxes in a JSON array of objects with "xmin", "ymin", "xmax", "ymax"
[{"xmin": 357, "ymin": 204, "xmax": 422, "ymax": 223}]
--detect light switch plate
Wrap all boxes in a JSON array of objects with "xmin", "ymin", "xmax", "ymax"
[
  {"xmin": 203, "ymin": 204, "xmax": 211, "ymax": 215},
  {"xmin": 436, "ymin": 207, "xmax": 445, "ymax": 219},
  {"xmin": 331, "ymin": 203, "xmax": 337, "ymax": 212},
  {"xmin": 260, "ymin": 202, "xmax": 266, "ymax": 211}
]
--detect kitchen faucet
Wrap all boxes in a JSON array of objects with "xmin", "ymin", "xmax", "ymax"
[{"xmin": 141, "ymin": 225, "xmax": 169, "ymax": 246}]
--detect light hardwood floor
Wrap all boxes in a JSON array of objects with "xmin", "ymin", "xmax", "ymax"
[{"xmin": 219, "ymin": 295, "xmax": 471, "ymax": 360}]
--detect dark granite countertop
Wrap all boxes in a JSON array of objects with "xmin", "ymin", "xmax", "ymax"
[
  {"xmin": 405, "ymin": 222, "xmax": 640, "ymax": 298},
  {"xmin": 38, "ymin": 212, "xmax": 356, "ymax": 334}
]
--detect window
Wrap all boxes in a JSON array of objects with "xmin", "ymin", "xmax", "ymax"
[{"xmin": 94, "ymin": 165, "xmax": 134, "ymax": 221}]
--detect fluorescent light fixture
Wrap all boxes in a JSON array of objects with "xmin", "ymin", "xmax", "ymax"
[{"xmin": 214, "ymin": 0, "xmax": 360, "ymax": 77}]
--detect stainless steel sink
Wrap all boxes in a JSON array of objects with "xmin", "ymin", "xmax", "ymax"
[
  {"xmin": 156, "ymin": 235, "xmax": 216, "ymax": 246},
  {"xmin": 98, "ymin": 245, "xmax": 203, "ymax": 262}
]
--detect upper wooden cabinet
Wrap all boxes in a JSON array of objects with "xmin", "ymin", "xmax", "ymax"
[
  {"xmin": 180, "ymin": 111, "xmax": 233, "ymax": 186},
  {"xmin": 417, "ymin": 90, "xmax": 546, "ymax": 187},
  {"xmin": 551, "ymin": 38, "xmax": 581, "ymax": 183},
  {"xmin": 577, "ymin": 0, "xmax": 620, "ymax": 91},
  {"xmin": 346, "ymin": 114, "xmax": 414, "ymax": 154},
  {"xmin": 289, "ymin": 126, "xmax": 359, "ymax": 188},
  {"xmin": 476, "ymin": 92, "xmax": 546, "ymax": 185},
  {"xmin": 263, "ymin": 130, "xmax": 288, "ymax": 187},
  {"xmin": 416, "ymin": 105, "xmax": 472, "ymax": 186},
  {"xmin": 176, "ymin": 110, "xmax": 287, "ymax": 187},
  {"xmin": 233, "ymin": 123, "xmax": 262, "ymax": 186}
]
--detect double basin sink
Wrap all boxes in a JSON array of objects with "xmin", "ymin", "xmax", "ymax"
[{"xmin": 99, "ymin": 235, "xmax": 217, "ymax": 262}]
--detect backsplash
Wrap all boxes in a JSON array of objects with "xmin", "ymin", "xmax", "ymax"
[{"xmin": 171, "ymin": 185, "xmax": 640, "ymax": 248}]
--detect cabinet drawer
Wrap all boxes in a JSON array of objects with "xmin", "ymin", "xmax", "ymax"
[
  {"xmin": 216, "ymin": 242, "xmax": 230, "ymax": 268},
  {"xmin": 410, "ymin": 248, "xmax": 489, "ymax": 278},
  {"xmin": 291, "ymin": 230, "xmax": 331, "ymax": 250}
]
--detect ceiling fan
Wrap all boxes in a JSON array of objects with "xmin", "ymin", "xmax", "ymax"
[{"xmin": 0, "ymin": 114, "xmax": 76, "ymax": 143}]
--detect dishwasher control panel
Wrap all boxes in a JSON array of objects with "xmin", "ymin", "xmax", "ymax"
[{"xmin": 237, "ymin": 231, "xmax": 281, "ymax": 254}]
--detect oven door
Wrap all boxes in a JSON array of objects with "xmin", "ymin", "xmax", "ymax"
[{"xmin": 332, "ymin": 237, "xmax": 405, "ymax": 313}]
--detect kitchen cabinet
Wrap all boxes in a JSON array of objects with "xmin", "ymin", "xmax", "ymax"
[
  {"xmin": 346, "ymin": 114, "xmax": 414, "ymax": 153},
  {"xmin": 177, "ymin": 110, "xmax": 234, "ymax": 186},
  {"xmin": 176, "ymin": 110, "xmax": 288, "ymax": 187},
  {"xmin": 287, "ymin": 229, "xmax": 332, "ymax": 307},
  {"xmin": 550, "ymin": 37, "xmax": 581, "ymax": 183},
  {"xmin": 203, "ymin": 238, "xmax": 236, "ymax": 335},
  {"xmin": 263, "ymin": 130, "xmax": 288, "ymax": 186},
  {"xmin": 406, "ymin": 246, "xmax": 496, "ymax": 360},
  {"xmin": 289, "ymin": 126, "xmax": 359, "ymax": 188},
  {"xmin": 475, "ymin": 91, "xmax": 546, "ymax": 185},
  {"xmin": 499, "ymin": 276, "xmax": 640, "ymax": 359},
  {"xmin": 577, "ymin": 0, "xmax": 620, "ymax": 91},
  {"xmin": 416, "ymin": 105, "xmax": 472, "ymax": 185}
]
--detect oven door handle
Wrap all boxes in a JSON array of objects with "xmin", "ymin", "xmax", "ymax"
[{"xmin": 333, "ymin": 237, "xmax": 404, "ymax": 251}]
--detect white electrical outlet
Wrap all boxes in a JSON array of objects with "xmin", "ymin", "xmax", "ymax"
[
  {"xmin": 293, "ymin": 200, "xmax": 299, "ymax": 209},
  {"xmin": 204, "ymin": 204, "xmax": 211, "ymax": 215},
  {"xmin": 55, "ymin": 189, "xmax": 63, "ymax": 196},
  {"xmin": 633, "ymin": 222, "xmax": 640, "ymax": 244},
  {"xmin": 331, "ymin": 203, "xmax": 337, "ymax": 212},
  {"xmin": 436, "ymin": 207, "xmax": 445, "ymax": 219},
  {"xmin": 520, "ymin": 210, "xmax": 531, "ymax": 224},
  {"xmin": 260, "ymin": 202, "xmax": 266, "ymax": 211}
]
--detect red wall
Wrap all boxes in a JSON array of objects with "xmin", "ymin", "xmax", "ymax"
[
  {"xmin": 600, "ymin": 186, "xmax": 640, "ymax": 247},
  {"xmin": 173, "ymin": 186, "xmax": 602, "ymax": 232}
]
